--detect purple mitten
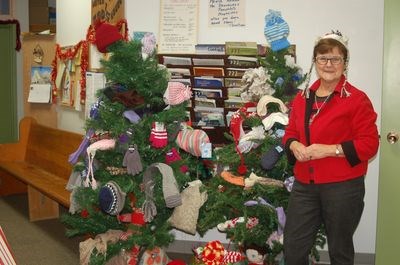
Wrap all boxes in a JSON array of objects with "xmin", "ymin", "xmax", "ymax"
[
  {"xmin": 123, "ymin": 145, "xmax": 143, "ymax": 175},
  {"xmin": 123, "ymin": 110, "xmax": 141, "ymax": 124}
]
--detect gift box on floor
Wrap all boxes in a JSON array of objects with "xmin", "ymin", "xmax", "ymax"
[{"xmin": 0, "ymin": 226, "xmax": 17, "ymax": 265}]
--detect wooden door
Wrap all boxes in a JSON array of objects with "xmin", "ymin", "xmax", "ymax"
[{"xmin": 375, "ymin": 0, "xmax": 400, "ymax": 263}]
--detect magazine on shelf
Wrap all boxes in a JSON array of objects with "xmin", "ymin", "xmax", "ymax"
[
  {"xmin": 224, "ymin": 97, "xmax": 246, "ymax": 108},
  {"xmin": 194, "ymin": 97, "xmax": 217, "ymax": 108},
  {"xmin": 195, "ymin": 44, "xmax": 226, "ymax": 55},
  {"xmin": 167, "ymin": 68, "xmax": 191, "ymax": 77},
  {"xmin": 227, "ymin": 87, "xmax": 242, "ymax": 98},
  {"xmin": 226, "ymin": 67, "xmax": 248, "ymax": 78},
  {"xmin": 225, "ymin": 77, "xmax": 244, "ymax": 87},
  {"xmin": 170, "ymin": 78, "xmax": 192, "ymax": 87},
  {"xmin": 162, "ymin": 56, "xmax": 192, "ymax": 66},
  {"xmin": 193, "ymin": 88, "xmax": 223, "ymax": 98},
  {"xmin": 193, "ymin": 67, "xmax": 224, "ymax": 77},
  {"xmin": 193, "ymin": 106, "xmax": 225, "ymax": 127},
  {"xmin": 227, "ymin": 55, "xmax": 259, "ymax": 67},
  {"xmin": 225, "ymin": 41, "xmax": 258, "ymax": 56},
  {"xmin": 192, "ymin": 58, "xmax": 225, "ymax": 66},
  {"xmin": 194, "ymin": 77, "xmax": 224, "ymax": 88}
]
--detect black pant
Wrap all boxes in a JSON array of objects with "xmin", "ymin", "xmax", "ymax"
[{"xmin": 283, "ymin": 177, "xmax": 365, "ymax": 265}]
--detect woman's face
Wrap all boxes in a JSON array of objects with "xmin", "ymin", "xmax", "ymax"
[{"xmin": 315, "ymin": 46, "xmax": 345, "ymax": 84}]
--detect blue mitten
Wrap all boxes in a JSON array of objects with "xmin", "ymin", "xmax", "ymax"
[
  {"xmin": 264, "ymin": 9, "xmax": 290, "ymax": 52},
  {"xmin": 261, "ymin": 144, "xmax": 284, "ymax": 170}
]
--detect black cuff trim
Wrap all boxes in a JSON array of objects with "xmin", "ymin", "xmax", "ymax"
[
  {"xmin": 285, "ymin": 138, "xmax": 298, "ymax": 165},
  {"xmin": 342, "ymin": 141, "xmax": 361, "ymax": 167}
]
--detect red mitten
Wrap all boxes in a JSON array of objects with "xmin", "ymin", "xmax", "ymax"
[{"xmin": 149, "ymin": 122, "xmax": 168, "ymax": 148}]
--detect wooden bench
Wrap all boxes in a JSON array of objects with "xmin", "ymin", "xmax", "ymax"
[{"xmin": 0, "ymin": 117, "xmax": 83, "ymax": 221}]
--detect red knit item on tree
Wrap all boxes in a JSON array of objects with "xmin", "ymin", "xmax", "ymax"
[
  {"xmin": 165, "ymin": 148, "xmax": 189, "ymax": 173},
  {"xmin": 94, "ymin": 20, "xmax": 124, "ymax": 53},
  {"xmin": 229, "ymin": 102, "xmax": 257, "ymax": 174},
  {"xmin": 149, "ymin": 122, "xmax": 168, "ymax": 148}
]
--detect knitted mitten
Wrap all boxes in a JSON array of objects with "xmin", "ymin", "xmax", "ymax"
[
  {"xmin": 168, "ymin": 180, "xmax": 207, "ymax": 235},
  {"xmin": 149, "ymin": 122, "xmax": 168, "ymax": 148},
  {"xmin": 122, "ymin": 145, "xmax": 143, "ymax": 175}
]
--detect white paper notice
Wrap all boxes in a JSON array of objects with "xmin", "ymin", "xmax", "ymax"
[
  {"xmin": 208, "ymin": 0, "xmax": 246, "ymax": 27},
  {"xmin": 158, "ymin": 0, "xmax": 199, "ymax": 54},
  {"xmin": 85, "ymin": 72, "xmax": 106, "ymax": 118},
  {"xmin": 28, "ymin": 84, "xmax": 52, "ymax": 103}
]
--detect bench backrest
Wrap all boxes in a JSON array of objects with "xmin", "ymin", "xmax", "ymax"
[{"xmin": 25, "ymin": 121, "xmax": 83, "ymax": 180}]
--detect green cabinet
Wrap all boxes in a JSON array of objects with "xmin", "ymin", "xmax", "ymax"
[{"xmin": 0, "ymin": 24, "xmax": 18, "ymax": 143}]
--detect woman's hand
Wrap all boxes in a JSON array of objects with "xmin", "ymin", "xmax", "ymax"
[
  {"xmin": 289, "ymin": 141, "xmax": 310, "ymax": 162},
  {"xmin": 306, "ymin": 144, "xmax": 338, "ymax": 160}
]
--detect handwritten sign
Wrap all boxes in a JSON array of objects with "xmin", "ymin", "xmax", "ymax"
[
  {"xmin": 91, "ymin": 0, "xmax": 125, "ymax": 24},
  {"xmin": 208, "ymin": 0, "xmax": 245, "ymax": 27},
  {"xmin": 158, "ymin": 0, "xmax": 199, "ymax": 54}
]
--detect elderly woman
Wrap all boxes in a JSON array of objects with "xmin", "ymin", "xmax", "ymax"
[{"xmin": 282, "ymin": 31, "xmax": 379, "ymax": 265}]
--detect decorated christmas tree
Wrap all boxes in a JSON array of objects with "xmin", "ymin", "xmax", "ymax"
[
  {"xmin": 62, "ymin": 22, "xmax": 209, "ymax": 265},
  {"xmin": 195, "ymin": 10, "xmax": 326, "ymax": 265}
]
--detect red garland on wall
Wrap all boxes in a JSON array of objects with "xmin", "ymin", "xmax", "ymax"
[
  {"xmin": 0, "ymin": 19, "xmax": 21, "ymax": 51},
  {"xmin": 50, "ymin": 19, "xmax": 129, "ymax": 105},
  {"xmin": 50, "ymin": 41, "xmax": 89, "ymax": 104}
]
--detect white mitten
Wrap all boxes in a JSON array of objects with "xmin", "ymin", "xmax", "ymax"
[{"xmin": 168, "ymin": 180, "xmax": 207, "ymax": 235}]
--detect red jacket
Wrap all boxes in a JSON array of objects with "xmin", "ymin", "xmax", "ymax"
[{"xmin": 282, "ymin": 76, "xmax": 379, "ymax": 184}]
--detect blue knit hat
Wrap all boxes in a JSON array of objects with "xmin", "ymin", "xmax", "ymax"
[
  {"xmin": 264, "ymin": 9, "xmax": 290, "ymax": 52},
  {"xmin": 99, "ymin": 181, "xmax": 126, "ymax": 215}
]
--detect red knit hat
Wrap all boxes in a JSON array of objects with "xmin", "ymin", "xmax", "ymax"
[{"xmin": 95, "ymin": 21, "xmax": 123, "ymax": 53}]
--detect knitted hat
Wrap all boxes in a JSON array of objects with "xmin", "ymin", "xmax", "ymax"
[
  {"xmin": 175, "ymin": 128, "xmax": 210, "ymax": 157},
  {"xmin": 315, "ymin": 30, "xmax": 349, "ymax": 51},
  {"xmin": 163, "ymin": 81, "xmax": 192, "ymax": 106},
  {"xmin": 95, "ymin": 21, "xmax": 124, "ymax": 53},
  {"xmin": 256, "ymin": 94, "xmax": 288, "ymax": 117},
  {"xmin": 99, "ymin": 181, "xmax": 126, "ymax": 215},
  {"xmin": 264, "ymin": 9, "xmax": 290, "ymax": 52},
  {"xmin": 260, "ymin": 144, "xmax": 284, "ymax": 170},
  {"xmin": 261, "ymin": 112, "xmax": 289, "ymax": 131},
  {"xmin": 229, "ymin": 102, "xmax": 257, "ymax": 174}
]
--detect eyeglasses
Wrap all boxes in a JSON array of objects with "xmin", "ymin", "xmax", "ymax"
[{"xmin": 315, "ymin": 56, "xmax": 344, "ymax": 65}]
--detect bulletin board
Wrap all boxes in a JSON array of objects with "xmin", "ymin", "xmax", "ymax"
[
  {"xmin": 91, "ymin": 0, "xmax": 125, "ymax": 24},
  {"xmin": 22, "ymin": 33, "xmax": 57, "ymax": 128}
]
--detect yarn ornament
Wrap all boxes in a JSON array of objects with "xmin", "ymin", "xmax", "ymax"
[{"xmin": 263, "ymin": 9, "xmax": 290, "ymax": 52}]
